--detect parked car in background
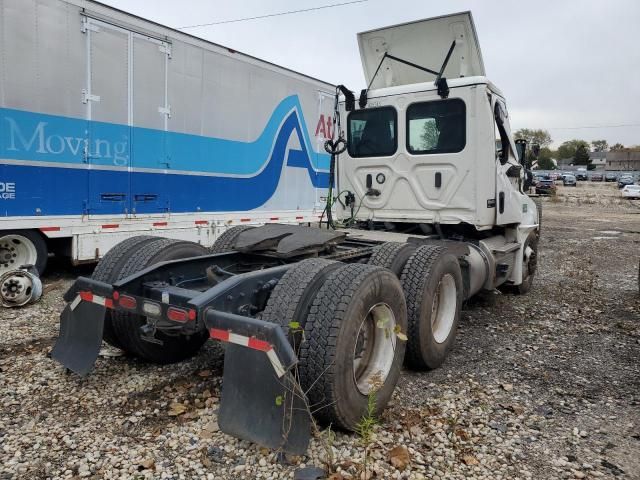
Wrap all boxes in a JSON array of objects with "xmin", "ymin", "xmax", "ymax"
[
  {"xmin": 618, "ymin": 175, "xmax": 634, "ymax": 188},
  {"xmin": 549, "ymin": 172, "xmax": 561, "ymax": 182},
  {"xmin": 563, "ymin": 174, "xmax": 577, "ymax": 186},
  {"xmin": 590, "ymin": 173, "xmax": 603, "ymax": 182},
  {"xmin": 575, "ymin": 171, "xmax": 588, "ymax": 181},
  {"xmin": 605, "ymin": 172, "xmax": 618, "ymax": 182},
  {"xmin": 621, "ymin": 184, "xmax": 640, "ymax": 199},
  {"xmin": 536, "ymin": 178, "xmax": 557, "ymax": 195}
]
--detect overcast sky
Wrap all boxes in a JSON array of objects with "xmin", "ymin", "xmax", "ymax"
[{"xmin": 103, "ymin": 0, "xmax": 640, "ymax": 149}]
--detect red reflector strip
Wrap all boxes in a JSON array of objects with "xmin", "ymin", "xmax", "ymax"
[
  {"xmin": 102, "ymin": 224, "xmax": 119, "ymax": 229},
  {"xmin": 77, "ymin": 291, "xmax": 113, "ymax": 309},
  {"xmin": 79, "ymin": 291, "xmax": 93, "ymax": 302},
  {"xmin": 247, "ymin": 337, "xmax": 271, "ymax": 352},
  {"xmin": 269, "ymin": 217, "xmax": 279, "ymax": 221},
  {"xmin": 209, "ymin": 328, "xmax": 270, "ymax": 351},
  {"xmin": 153, "ymin": 222, "xmax": 168, "ymax": 227},
  {"xmin": 195, "ymin": 220, "xmax": 208, "ymax": 225},
  {"xmin": 39, "ymin": 226, "xmax": 61, "ymax": 232},
  {"xmin": 210, "ymin": 328, "xmax": 230, "ymax": 342},
  {"xmin": 295, "ymin": 216, "xmax": 304, "ymax": 220},
  {"xmin": 209, "ymin": 328, "xmax": 285, "ymax": 377},
  {"xmin": 240, "ymin": 218, "xmax": 251, "ymax": 222}
]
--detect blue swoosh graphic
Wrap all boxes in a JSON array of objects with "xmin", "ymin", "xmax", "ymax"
[{"xmin": 0, "ymin": 96, "xmax": 330, "ymax": 216}]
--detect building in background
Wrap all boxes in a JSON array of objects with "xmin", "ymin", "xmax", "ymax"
[{"xmin": 606, "ymin": 151, "xmax": 640, "ymax": 171}]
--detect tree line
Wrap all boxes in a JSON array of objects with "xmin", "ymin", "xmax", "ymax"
[{"xmin": 513, "ymin": 129, "xmax": 639, "ymax": 170}]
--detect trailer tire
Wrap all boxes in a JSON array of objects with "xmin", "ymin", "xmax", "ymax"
[
  {"xmin": 91, "ymin": 235, "xmax": 157, "ymax": 348},
  {"xmin": 0, "ymin": 230, "xmax": 48, "ymax": 275},
  {"xmin": 111, "ymin": 238, "xmax": 211, "ymax": 364},
  {"xmin": 401, "ymin": 245, "xmax": 463, "ymax": 371},
  {"xmin": 210, "ymin": 225, "xmax": 255, "ymax": 253},
  {"xmin": 368, "ymin": 242, "xmax": 417, "ymax": 277},
  {"xmin": 261, "ymin": 258, "xmax": 341, "ymax": 349},
  {"xmin": 299, "ymin": 263, "xmax": 407, "ymax": 430}
]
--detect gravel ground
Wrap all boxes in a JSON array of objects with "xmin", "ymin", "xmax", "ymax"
[{"xmin": 1, "ymin": 197, "xmax": 639, "ymax": 480}]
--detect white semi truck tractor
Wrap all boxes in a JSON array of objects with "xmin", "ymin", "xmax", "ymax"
[{"xmin": 53, "ymin": 12, "xmax": 539, "ymax": 454}]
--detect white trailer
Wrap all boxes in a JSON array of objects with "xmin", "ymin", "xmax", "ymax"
[{"xmin": 0, "ymin": 0, "xmax": 336, "ymax": 275}]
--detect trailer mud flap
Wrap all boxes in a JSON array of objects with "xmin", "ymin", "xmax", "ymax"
[
  {"xmin": 206, "ymin": 309, "xmax": 310, "ymax": 454},
  {"xmin": 51, "ymin": 299, "xmax": 106, "ymax": 376},
  {"xmin": 219, "ymin": 345, "xmax": 311, "ymax": 455}
]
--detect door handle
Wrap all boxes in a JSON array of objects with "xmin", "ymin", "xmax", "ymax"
[
  {"xmin": 134, "ymin": 194, "xmax": 158, "ymax": 202},
  {"xmin": 100, "ymin": 193, "xmax": 126, "ymax": 201}
]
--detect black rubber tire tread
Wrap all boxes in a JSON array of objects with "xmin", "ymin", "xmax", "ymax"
[
  {"xmin": 0, "ymin": 230, "xmax": 48, "ymax": 274},
  {"xmin": 261, "ymin": 258, "xmax": 341, "ymax": 348},
  {"xmin": 111, "ymin": 238, "xmax": 211, "ymax": 364},
  {"xmin": 298, "ymin": 263, "xmax": 407, "ymax": 430},
  {"xmin": 210, "ymin": 225, "xmax": 255, "ymax": 253},
  {"xmin": 401, "ymin": 245, "xmax": 463, "ymax": 371},
  {"xmin": 91, "ymin": 235, "xmax": 157, "ymax": 348},
  {"xmin": 368, "ymin": 242, "xmax": 417, "ymax": 277}
]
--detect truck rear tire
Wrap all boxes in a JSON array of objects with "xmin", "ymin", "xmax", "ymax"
[
  {"xmin": 367, "ymin": 242, "xmax": 417, "ymax": 277},
  {"xmin": 261, "ymin": 258, "xmax": 341, "ymax": 350},
  {"xmin": 210, "ymin": 225, "xmax": 255, "ymax": 253},
  {"xmin": 111, "ymin": 238, "xmax": 211, "ymax": 364},
  {"xmin": 91, "ymin": 235, "xmax": 158, "ymax": 348},
  {"xmin": 298, "ymin": 263, "xmax": 407, "ymax": 430},
  {"xmin": 401, "ymin": 245, "xmax": 463, "ymax": 370},
  {"xmin": 0, "ymin": 230, "xmax": 48, "ymax": 275}
]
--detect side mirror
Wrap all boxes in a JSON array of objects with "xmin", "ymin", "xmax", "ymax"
[
  {"xmin": 532, "ymin": 144, "xmax": 541, "ymax": 157},
  {"xmin": 514, "ymin": 139, "xmax": 527, "ymax": 164},
  {"xmin": 337, "ymin": 85, "xmax": 355, "ymax": 112}
]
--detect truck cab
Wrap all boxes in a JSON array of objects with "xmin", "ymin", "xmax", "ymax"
[{"xmin": 336, "ymin": 12, "xmax": 537, "ymax": 233}]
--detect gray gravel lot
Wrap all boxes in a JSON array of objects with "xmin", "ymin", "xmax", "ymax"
[{"xmin": 1, "ymin": 198, "xmax": 639, "ymax": 480}]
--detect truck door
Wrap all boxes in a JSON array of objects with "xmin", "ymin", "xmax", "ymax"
[
  {"xmin": 84, "ymin": 19, "xmax": 131, "ymax": 216},
  {"xmin": 130, "ymin": 34, "xmax": 170, "ymax": 215},
  {"xmin": 493, "ymin": 98, "xmax": 524, "ymax": 225}
]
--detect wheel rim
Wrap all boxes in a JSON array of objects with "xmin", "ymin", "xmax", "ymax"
[
  {"xmin": 353, "ymin": 302, "xmax": 397, "ymax": 395},
  {"xmin": 431, "ymin": 274, "xmax": 457, "ymax": 344},
  {"xmin": 0, "ymin": 270, "xmax": 38, "ymax": 306},
  {"xmin": 0, "ymin": 235, "xmax": 38, "ymax": 275}
]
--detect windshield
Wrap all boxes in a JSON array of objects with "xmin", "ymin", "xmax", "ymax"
[{"xmin": 347, "ymin": 107, "xmax": 397, "ymax": 157}]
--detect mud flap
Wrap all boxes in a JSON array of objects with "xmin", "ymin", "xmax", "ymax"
[
  {"xmin": 218, "ymin": 345, "xmax": 311, "ymax": 455},
  {"xmin": 206, "ymin": 309, "xmax": 311, "ymax": 454},
  {"xmin": 51, "ymin": 300, "xmax": 106, "ymax": 376}
]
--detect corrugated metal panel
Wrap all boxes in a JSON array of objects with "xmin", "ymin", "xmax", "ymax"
[
  {"xmin": 132, "ymin": 35, "xmax": 165, "ymax": 129},
  {"xmin": 3, "ymin": 0, "xmax": 38, "ymax": 112},
  {"xmin": 89, "ymin": 24, "xmax": 128, "ymax": 124}
]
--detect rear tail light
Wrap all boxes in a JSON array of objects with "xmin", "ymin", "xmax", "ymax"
[
  {"xmin": 117, "ymin": 294, "xmax": 137, "ymax": 310},
  {"xmin": 167, "ymin": 307, "xmax": 197, "ymax": 323},
  {"xmin": 167, "ymin": 307, "xmax": 188, "ymax": 323}
]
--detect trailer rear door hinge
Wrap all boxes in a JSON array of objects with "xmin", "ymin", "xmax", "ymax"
[
  {"xmin": 82, "ymin": 89, "xmax": 101, "ymax": 104},
  {"xmin": 158, "ymin": 44, "xmax": 172, "ymax": 58},
  {"xmin": 81, "ymin": 18, "xmax": 101, "ymax": 33},
  {"xmin": 158, "ymin": 106, "xmax": 171, "ymax": 117}
]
